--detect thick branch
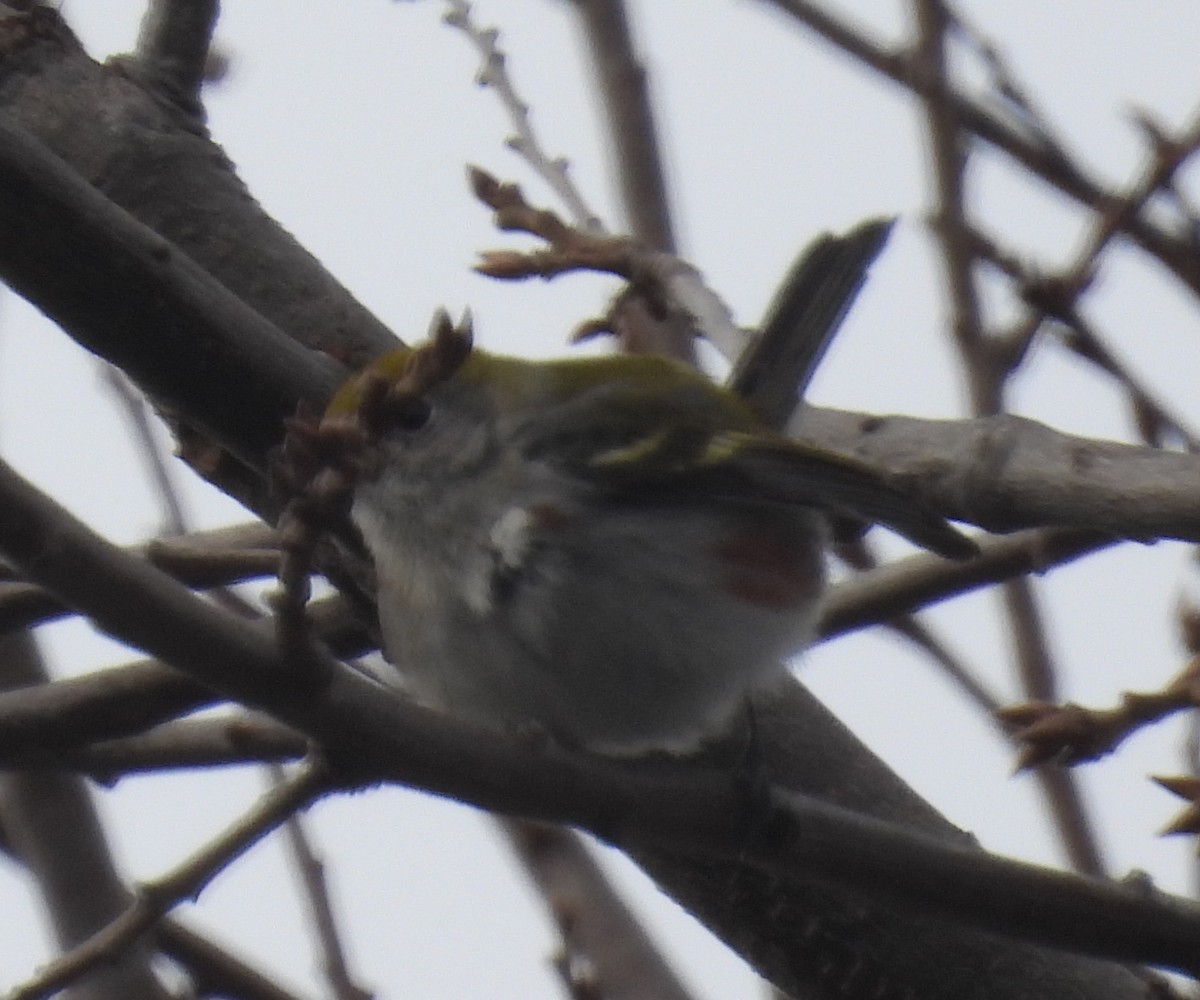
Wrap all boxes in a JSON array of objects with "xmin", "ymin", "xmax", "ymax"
[
  {"xmin": 0, "ymin": 7, "xmax": 398, "ymax": 366},
  {"xmin": 499, "ymin": 819, "xmax": 695, "ymax": 1000},
  {"xmin": 819, "ymin": 528, "xmax": 1113, "ymax": 638},
  {"xmin": 0, "ymin": 108, "xmax": 1188, "ymax": 550},
  {"xmin": 0, "ymin": 8, "xmax": 1173, "ymax": 996},
  {"xmin": 797, "ymin": 407, "xmax": 1200, "ymax": 542},
  {"xmin": 0, "ymin": 116, "xmax": 340, "ymax": 473},
  {"xmin": 0, "ymin": 455, "xmax": 1162, "ymax": 993}
]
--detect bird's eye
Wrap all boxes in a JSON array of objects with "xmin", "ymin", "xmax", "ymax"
[{"xmin": 386, "ymin": 395, "xmax": 433, "ymax": 431}]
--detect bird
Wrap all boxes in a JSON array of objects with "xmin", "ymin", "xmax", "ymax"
[{"xmin": 323, "ymin": 311, "xmax": 974, "ymax": 755}]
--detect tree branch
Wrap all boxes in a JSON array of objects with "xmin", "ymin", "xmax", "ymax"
[
  {"xmin": 0, "ymin": 8, "xmax": 1182, "ymax": 996},
  {"xmin": 499, "ymin": 819, "xmax": 695, "ymax": 1000},
  {"xmin": 566, "ymin": 0, "xmax": 676, "ymax": 253},
  {"xmin": 0, "ymin": 522, "xmax": 280, "ymax": 632},
  {"xmin": 796, "ymin": 407, "xmax": 1200, "ymax": 542},
  {"xmin": 0, "ymin": 7, "xmax": 397, "ymax": 366},
  {"xmin": 0, "ymin": 115, "xmax": 340, "ymax": 477},
  {"xmin": 129, "ymin": 0, "xmax": 220, "ymax": 119},
  {"xmin": 761, "ymin": 0, "xmax": 1200, "ymax": 297},
  {"xmin": 0, "ymin": 632, "xmax": 171, "ymax": 1000},
  {"xmin": 8, "ymin": 761, "xmax": 331, "ymax": 1000},
  {"xmin": 0, "ymin": 452, "xmax": 1173, "ymax": 991}
]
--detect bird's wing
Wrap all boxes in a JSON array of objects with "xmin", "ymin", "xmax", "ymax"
[{"xmin": 512, "ymin": 380, "xmax": 976, "ymax": 560}]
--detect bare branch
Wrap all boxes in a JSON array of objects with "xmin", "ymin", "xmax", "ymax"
[
  {"xmin": 155, "ymin": 917, "xmax": 317, "ymax": 1000},
  {"xmin": 795, "ymin": 407, "xmax": 1200, "ymax": 542},
  {"xmin": 0, "ymin": 661, "xmax": 217, "ymax": 760},
  {"xmin": 472, "ymin": 166, "xmax": 747, "ymax": 360},
  {"xmin": 909, "ymin": 0, "xmax": 1103, "ymax": 876},
  {"xmin": 0, "ymin": 631, "xmax": 171, "ymax": 1000},
  {"xmin": 989, "ymin": 108, "xmax": 1200, "ymax": 444},
  {"xmin": 948, "ymin": 9, "xmax": 1075, "ymax": 166},
  {"xmin": 565, "ymin": 0, "xmax": 676, "ymax": 252},
  {"xmin": 1002, "ymin": 658, "xmax": 1200, "ymax": 770},
  {"xmin": 499, "ymin": 819, "xmax": 695, "ymax": 1000},
  {"xmin": 820, "ymin": 528, "xmax": 1113, "ymax": 639},
  {"xmin": 130, "ymin": 0, "xmax": 220, "ymax": 120},
  {"xmin": 887, "ymin": 616, "xmax": 1006, "ymax": 717},
  {"xmin": 0, "ymin": 522, "xmax": 279, "ymax": 632},
  {"xmin": 57, "ymin": 716, "xmax": 307, "ymax": 779},
  {"xmin": 8, "ymin": 760, "xmax": 331, "ymax": 1000},
  {"xmin": 0, "ymin": 8, "xmax": 397, "ymax": 368},
  {"xmin": 4, "ymin": 7, "xmax": 1195, "ymax": 989},
  {"xmin": 760, "ymin": 0, "xmax": 1200, "ymax": 297},
  {"xmin": 100, "ymin": 365, "xmax": 190, "ymax": 536},
  {"xmin": 443, "ymin": 1, "xmax": 604, "ymax": 232},
  {"xmin": 913, "ymin": 0, "xmax": 995, "ymax": 412},
  {"xmin": 1000, "ymin": 575, "xmax": 1106, "ymax": 874},
  {"xmin": 449, "ymin": 1, "xmax": 684, "ymax": 359},
  {"xmin": 0, "ymin": 596, "xmax": 375, "ymax": 765},
  {"xmin": 272, "ymin": 765, "xmax": 373, "ymax": 1000},
  {"xmin": 0, "ymin": 116, "xmax": 341, "ymax": 478},
  {"xmin": 834, "ymin": 525, "xmax": 1108, "ymax": 878},
  {"xmin": 0, "ymin": 449, "xmax": 1184, "ymax": 985}
]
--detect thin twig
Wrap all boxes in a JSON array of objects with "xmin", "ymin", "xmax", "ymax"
[
  {"xmin": 910, "ymin": 0, "xmax": 1103, "ymax": 876},
  {"xmin": 913, "ymin": 0, "xmax": 994, "ymax": 413},
  {"xmin": 155, "ymin": 916, "xmax": 316, "ymax": 1000},
  {"xmin": 994, "ymin": 106, "xmax": 1200, "ymax": 420},
  {"xmin": 8, "ymin": 759, "xmax": 332, "ymax": 1000},
  {"xmin": 271, "ymin": 764, "xmax": 373, "ymax": 1000},
  {"xmin": 949, "ymin": 9, "xmax": 1075, "ymax": 166},
  {"xmin": 977, "ymin": 223, "xmax": 1200, "ymax": 447},
  {"xmin": 1052, "ymin": 315, "xmax": 1200, "ymax": 452},
  {"xmin": 471, "ymin": 166, "xmax": 745, "ymax": 359},
  {"xmin": 99, "ymin": 364, "xmax": 189, "ymax": 536},
  {"xmin": 47, "ymin": 715, "xmax": 309, "ymax": 779},
  {"xmin": 886, "ymin": 617, "xmax": 1006, "ymax": 718},
  {"xmin": 762, "ymin": 0, "xmax": 1200, "ymax": 297},
  {"xmin": 443, "ymin": 0, "xmax": 604, "ymax": 233}
]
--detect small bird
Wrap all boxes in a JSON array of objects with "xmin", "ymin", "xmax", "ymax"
[{"xmin": 326, "ymin": 312, "xmax": 974, "ymax": 756}]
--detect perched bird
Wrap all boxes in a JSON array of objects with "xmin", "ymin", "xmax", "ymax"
[{"xmin": 326, "ymin": 312, "xmax": 974, "ymax": 755}]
